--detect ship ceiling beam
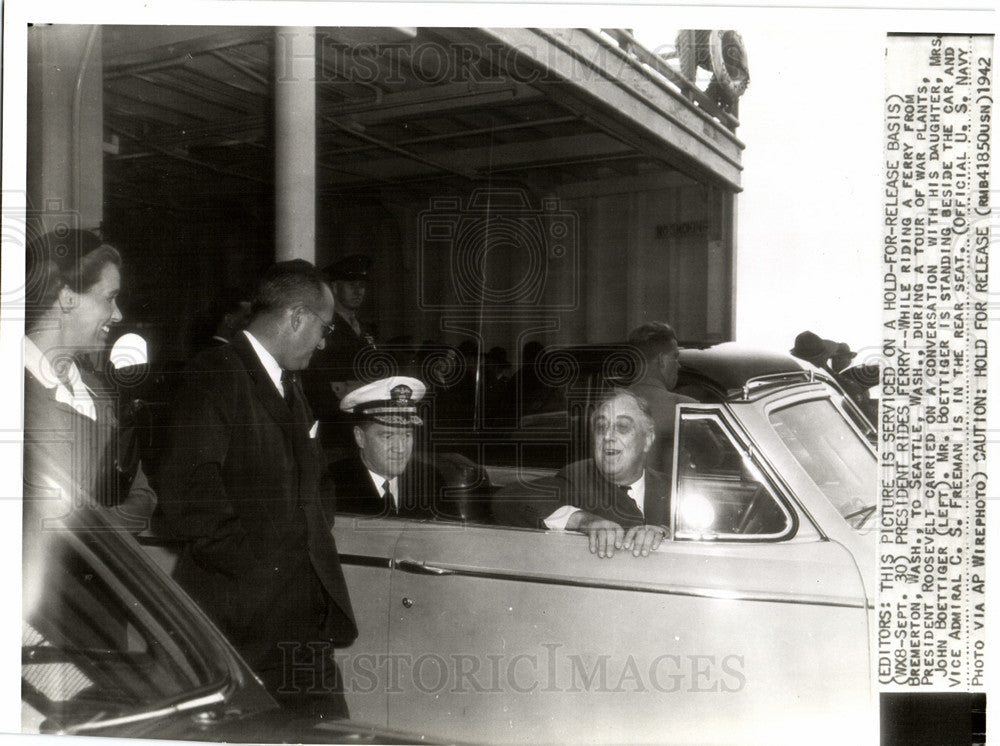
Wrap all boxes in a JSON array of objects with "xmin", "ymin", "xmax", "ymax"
[
  {"xmin": 321, "ymin": 132, "xmax": 631, "ymax": 186},
  {"xmin": 320, "ymin": 113, "xmax": 475, "ymax": 180},
  {"xmin": 104, "ymin": 28, "xmax": 270, "ymax": 79},
  {"xmin": 456, "ymin": 27, "xmax": 743, "ymax": 189},
  {"xmin": 321, "ymin": 114, "xmax": 580, "ymax": 159},
  {"xmin": 319, "ymin": 81, "xmax": 545, "ymax": 126}
]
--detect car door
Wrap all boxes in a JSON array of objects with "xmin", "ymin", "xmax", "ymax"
[
  {"xmin": 382, "ymin": 412, "xmax": 872, "ymax": 744},
  {"xmin": 331, "ymin": 515, "xmax": 406, "ymax": 727}
]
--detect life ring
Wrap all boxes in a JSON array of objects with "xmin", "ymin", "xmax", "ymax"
[{"xmin": 707, "ymin": 30, "xmax": 749, "ymax": 100}]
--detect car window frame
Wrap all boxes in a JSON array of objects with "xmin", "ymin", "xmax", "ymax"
[{"xmin": 670, "ymin": 402, "xmax": 799, "ymax": 543}]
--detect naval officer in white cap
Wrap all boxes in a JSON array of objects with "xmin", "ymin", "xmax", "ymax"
[{"xmin": 329, "ymin": 376, "xmax": 444, "ymax": 518}]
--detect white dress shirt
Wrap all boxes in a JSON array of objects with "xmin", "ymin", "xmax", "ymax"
[
  {"xmin": 242, "ymin": 330, "xmax": 284, "ymax": 397},
  {"xmin": 366, "ymin": 470, "xmax": 400, "ymax": 511}
]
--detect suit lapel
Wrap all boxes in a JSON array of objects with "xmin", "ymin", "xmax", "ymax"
[
  {"xmin": 349, "ymin": 455, "xmax": 383, "ymax": 506},
  {"xmin": 642, "ymin": 469, "xmax": 672, "ymax": 526},
  {"xmin": 333, "ymin": 454, "xmax": 384, "ymax": 515},
  {"xmin": 232, "ymin": 336, "xmax": 297, "ymax": 432},
  {"xmin": 231, "ymin": 335, "xmax": 320, "ymax": 496}
]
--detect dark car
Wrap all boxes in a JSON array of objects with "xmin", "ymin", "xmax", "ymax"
[
  {"xmin": 330, "ymin": 341, "xmax": 878, "ymax": 743},
  {"xmin": 21, "ymin": 496, "xmax": 436, "ymax": 743}
]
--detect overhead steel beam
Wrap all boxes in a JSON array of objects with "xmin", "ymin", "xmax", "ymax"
[
  {"xmin": 104, "ymin": 28, "xmax": 271, "ymax": 79},
  {"xmin": 171, "ymin": 61, "xmax": 268, "ymax": 98},
  {"xmin": 451, "ymin": 27, "xmax": 743, "ymax": 189},
  {"xmin": 106, "ymin": 80, "xmax": 237, "ymax": 124},
  {"xmin": 321, "ymin": 114, "xmax": 580, "ymax": 159},
  {"xmin": 320, "ymin": 113, "xmax": 475, "ymax": 180},
  {"xmin": 108, "ymin": 123, "xmax": 269, "ymax": 184},
  {"xmin": 318, "ymin": 81, "xmax": 544, "ymax": 126},
  {"xmin": 129, "ymin": 72, "xmax": 251, "ymax": 115},
  {"xmin": 321, "ymin": 132, "xmax": 632, "ymax": 185},
  {"xmin": 210, "ymin": 49, "xmax": 270, "ymax": 87}
]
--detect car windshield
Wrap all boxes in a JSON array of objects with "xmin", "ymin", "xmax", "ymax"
[
  {"xmin": 22, "ymin": 522, "xmax": 229, "ymax": 733},
  {"xmin": 768, "ymin": 398, "xmax": 877, "ymax": 529}
]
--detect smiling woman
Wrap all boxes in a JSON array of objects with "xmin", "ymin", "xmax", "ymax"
[{"xmin": 23, "ymin": 229, "xmax": 156, "ymax": 528}]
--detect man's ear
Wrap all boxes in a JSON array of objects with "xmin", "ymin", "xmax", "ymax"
[
  {"xmin": 352, "ymin": 425, "xmax": 365, "ymax": 449},
  {"xmin": 289, "ymin": 305, "xmax": 304, "ymax": 333},
  {"xmin": 643, "ymin": 429, "xmax": 655, "ymax": 454},
  {"xmin": 655, "ymin": 352, "xmax": 669, "ymax": 377},
  {"xmin": 57, "ymin": 286, "xmax": 77, "ymax": 313}
]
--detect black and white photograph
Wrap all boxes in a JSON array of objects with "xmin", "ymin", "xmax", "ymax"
[{"xmin": 1, "ymin": 2, "xmax": 995, "ymax": 745}]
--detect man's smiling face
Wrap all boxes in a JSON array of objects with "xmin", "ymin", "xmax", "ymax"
[{"xmin": 591, "ymin": 393, "xmax": 653, "ymax": 485}]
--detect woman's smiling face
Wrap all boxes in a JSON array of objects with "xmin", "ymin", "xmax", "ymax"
[{"xmin": 62, "ymin": 262, "xmax": 123, "ymax": 352}]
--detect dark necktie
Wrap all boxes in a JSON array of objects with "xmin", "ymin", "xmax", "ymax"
[
  {"xmin": 281, "ymin": 370, "xmax": 309, "ymax": 425},
  {"xmin": 382, "ymin": 479, "xmax": 396, "ymax": 512},
  {"xmin": 617, "ymin": 483, "xmax": 642, "ymax": 519}
]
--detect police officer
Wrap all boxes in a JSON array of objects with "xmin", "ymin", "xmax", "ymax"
[{"xmin": 302, "ymin": 254, "xmax": 377, "ymax": 449}]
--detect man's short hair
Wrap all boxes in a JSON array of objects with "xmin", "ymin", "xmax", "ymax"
[
  {"xmin": 591, "ymin": 388, "xmax": 655, "ymax": 435},
  {"xmin": 250, "ymin": 260, "xmax": 327, "ymax": 320},
  {"xmin": 627, "ymin": 322, "xmax": 679, "ymax": 360}
]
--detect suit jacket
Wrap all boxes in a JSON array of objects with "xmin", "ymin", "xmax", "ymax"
[
  {"xmin": 330, "ymin": 452, "xmax": 445, "ymax": 520},
  {"xmin": 24, "ymin": 369, "xmax": 118, "ymax": 507},
  {"xmin": 23, "ymin": 366, "xmax": 155, "ymax": 531},
  {"xmin": 493, "ymin": 459, "xmax": 671, "ymax": 530},
  {"xmin": 156, "ymin": 334, "xmax": 357, "ymax": 670}
]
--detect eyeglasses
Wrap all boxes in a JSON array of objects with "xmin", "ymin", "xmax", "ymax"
[{"xmin": 301, "ymin": 306, "xmax": 336, "ymax": 339}]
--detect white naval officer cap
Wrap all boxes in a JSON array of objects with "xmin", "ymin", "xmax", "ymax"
[{"xmin": 339, "ymin": 376, "xmax": 426, "ymax": 427}]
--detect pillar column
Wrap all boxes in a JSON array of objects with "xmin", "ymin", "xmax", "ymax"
[
  {"xmin": 274, "ymin": 27, "xmax": 316, "ymax": 262},
  {"xmin": 27, "ymin": 24, "xmax": 103, "ymax": 234}
]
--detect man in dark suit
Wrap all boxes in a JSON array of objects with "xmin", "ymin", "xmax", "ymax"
[
  {"xmin": 330, "ymin": 376, "xmax": 444, "ymax": 519},
  {"xmin": 494, "ymin": 389, "xmax": 670, "ymax": 559},
  {"xmin": 156, "ymin": 260, "xmax": 356, "ymax": 717},
  {"xmin": 626, "ymin": 321, "xmax": 695, "ymax": 474}
]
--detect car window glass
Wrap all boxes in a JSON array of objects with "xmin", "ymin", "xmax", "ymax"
[
  {"xmin": 768, "ymin": 398, "xmax": 877, "ymax": 529},
  {"xmin": 22, "ymin": 529, "xmax": 222, "ymax": 733},
  {"xmin": 837, "ymin": 392, "xmax": 878, "ymax": 446},
  {"xmin": 673, "ymin": 413, "xmax": 792, "ymax": 540}
]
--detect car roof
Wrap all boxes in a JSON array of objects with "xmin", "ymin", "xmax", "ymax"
[
  {"xmin": 678, "ymin": 342, "xmax": 816, "ymax": 392},
  {"xmin": 539, "ymin": 341, "xmax": 824, "ymax": 397}
]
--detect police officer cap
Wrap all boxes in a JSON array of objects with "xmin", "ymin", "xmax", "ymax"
[
  {"xmin": 340, "ymin": 376, "xmax": 426, "ymax": 427},
  {"xmin": 324, "ymin": 254, "xmax": 372, "ymax": 282}
]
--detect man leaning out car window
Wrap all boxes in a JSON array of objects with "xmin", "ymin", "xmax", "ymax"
[{"xmin": 493, "ymin": 389, "xmax": 670, "ymax": 558}]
